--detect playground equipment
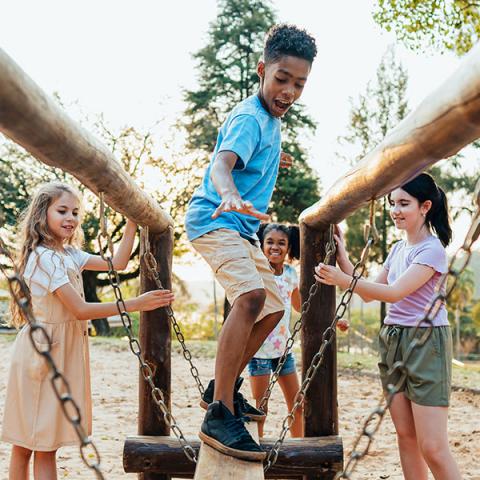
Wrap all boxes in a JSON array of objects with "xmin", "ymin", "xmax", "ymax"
[{"xmin": 1, "ymin": 39, "xmax": 480, "ymax": 479}]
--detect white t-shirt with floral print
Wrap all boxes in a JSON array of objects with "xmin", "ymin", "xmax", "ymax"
[{"xmin": 254, "ymin": 263, "xmax": 298, "ymax": 359}]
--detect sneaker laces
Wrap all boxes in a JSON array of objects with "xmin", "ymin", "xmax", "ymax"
[{"xmin": 223, "ymin": 415, "xmax": 256, "ymax": 444}]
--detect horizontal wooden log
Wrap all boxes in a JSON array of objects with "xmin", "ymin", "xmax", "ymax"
[
  {"xmin": 123, "ymin": 435, "xmax": 343, "ymax": 479},
  {"xmin": 0, "ymin": 48, "xmax": 172, "ymax": 233},
  {"xmin": 300, "ymin": 42, "xmax": 480, "ymax": 230}
]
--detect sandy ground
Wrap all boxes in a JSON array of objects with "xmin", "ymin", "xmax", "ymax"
[{"xmin": 0, "ymin": 336, "xmax": 478, "ymax": 480}]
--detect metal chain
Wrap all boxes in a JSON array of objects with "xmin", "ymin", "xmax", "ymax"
[
  {"xmin": 336, "ymin": 180, "xmax": 480, "ymax": 479},
  {"xmin": 141, "ymin": 226, "xmax": 205, "ymax": 397},
  {"xmin": 0, "ymin": 237, "xmax": 105, "ymax": 479},
  {"xmin": 264, "ymin": 202, "xmax": 378, "ymax": 472},
  {"xmin": 97, "ymin": 194, "xmax": 198, "ymax": 463},
  {"xmin": 258, "ymin": 224, "xmax": 336, "ymax": 413}
]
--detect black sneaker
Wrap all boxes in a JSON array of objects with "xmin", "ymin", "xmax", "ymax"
[
  {"xmin": 199, "ymin": 377, "xmax": 266, "ymax": 422},
  {"xmin": 199, "ymin": 401, "xmax": 266, "ymax": 461}
]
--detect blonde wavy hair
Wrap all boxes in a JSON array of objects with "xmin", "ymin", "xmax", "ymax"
[{"xmin": 10, "ymin": 182, "xmax": 84, "ymax": 328}]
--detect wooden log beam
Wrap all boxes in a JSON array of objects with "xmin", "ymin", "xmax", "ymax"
[
  {"xmin": 301, "ymin": 43, "xmax": 480, "ymax": 230},
  {"xmin": 0, "ymin": 48, "xmax": 172, "ymax": 233},
  {"xmin": 300, "ymin": 224, "xmax": 339, "ymax": 480},
  {"xmin": 138, "ymin": 228, "xmax": 173, "ymax": 480},
  {"xmin": 123, "ymin": 435, "xmax": 343, "ymax": 479}
]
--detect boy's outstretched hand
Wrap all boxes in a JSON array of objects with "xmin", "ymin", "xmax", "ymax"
[
  {"xmin": 212, "ymin": 192, "xmax": 270, "ymax": 221},
  {"xmin": 280, "ymin": 151, "xmax": 293, "ymax": 168}
]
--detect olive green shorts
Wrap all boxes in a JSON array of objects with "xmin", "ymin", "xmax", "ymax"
[{"xmin": 378, "ymin": 324, "xmax": 452, "ymax": 407}]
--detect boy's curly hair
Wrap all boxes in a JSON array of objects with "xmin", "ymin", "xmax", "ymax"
[{"xmin": 264, "ymin": 24, "xmax": 317, "ymax": 65}]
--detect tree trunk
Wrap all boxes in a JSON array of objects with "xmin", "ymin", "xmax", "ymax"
[{"xmin": 82, "ymin": 270, "xmax": 110, "ymax": 335}]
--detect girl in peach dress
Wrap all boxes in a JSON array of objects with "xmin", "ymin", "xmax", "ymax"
[{"xmin": 1, "ymin": 182, "xmax": 174, "ymax": 480}]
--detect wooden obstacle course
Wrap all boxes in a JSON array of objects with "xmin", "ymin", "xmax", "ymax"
[
  {"xmin": 124, "ymin": 434, "xmax": 343, "ymax": 479},
  {"xmin": 3, "ymin": 38, "xmax": 480, "ymax": 480}
]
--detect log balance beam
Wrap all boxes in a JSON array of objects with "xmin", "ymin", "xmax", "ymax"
[{"xmin": 124, "ymin": 434, "xmax": 343, "ymax": 479}]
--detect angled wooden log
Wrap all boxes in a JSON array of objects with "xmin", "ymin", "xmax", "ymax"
[
  {"xmin": 301, "ymin": 42, "xmax": 480, "ymax": 230},
  {"xmin": 0, "ymin": 48, "xmax": 172, "ymax": 232}
]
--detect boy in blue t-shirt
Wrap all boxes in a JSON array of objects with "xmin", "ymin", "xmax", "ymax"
[{"xmin": 185, "ymin": 24, "xmax": 317, "ymax": 461}]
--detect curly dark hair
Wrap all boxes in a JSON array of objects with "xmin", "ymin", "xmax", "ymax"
[{"xmin": 264, "ymin": 24, "xmax": 317, "ymax": 65}]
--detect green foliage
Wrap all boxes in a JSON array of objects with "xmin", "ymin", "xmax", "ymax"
[
  {"xmin": 472, "ymin": 301, "xmax": 480, "ymax": 329},
  {"xmin": 373, "ymin": 0, "xmax": 480, "ymax": 55},
  {"xmin": 182, "ymin": 0, "xmax": 320, "ymax": 222}
]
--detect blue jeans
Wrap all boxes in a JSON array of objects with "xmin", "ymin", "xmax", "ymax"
[{"xmin": 247, "ymin": 352, "xmax": 296, "ymax": 377}]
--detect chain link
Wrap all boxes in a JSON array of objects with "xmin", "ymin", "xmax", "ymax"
[
  {"xmin": 0, "ymin": 237, "xmax": 105, "ymax": 479},
  {"xmin": 97, "ymin": 194, "xmax": 198, "ymax": 463},
  {"xmin": 141, "ymin": 226, "xmax": 205, "ymax": 397},
  {"xmin": 264, "ymin": 202, "xmax": 378, "ymax": 472},
  {"xmin": 336, "ymin": 181, "xmax": 480, "ymax": 479}
]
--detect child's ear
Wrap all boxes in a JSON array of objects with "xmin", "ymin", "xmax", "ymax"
[{"xmin": 257, "ymin": 60, "xmax": 265, "ymax": 79}]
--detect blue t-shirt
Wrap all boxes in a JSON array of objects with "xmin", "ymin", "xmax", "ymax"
[{"xmin": 185, "ymin": 94, "xmax": 281, "ymax": 241}]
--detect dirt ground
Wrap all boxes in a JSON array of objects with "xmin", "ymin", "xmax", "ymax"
[{"xmin": 0, "ymin": 336, "xmax": 478, "ymax": 479}]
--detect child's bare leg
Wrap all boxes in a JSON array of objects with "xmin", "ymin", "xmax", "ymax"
[
  {"xmin": 33, "ymin": 450, "xmax": 57, "ymax": 480},
  {"xmin": 389, "ymin": 393, "xmax": 428, "ymax": 480},
  {"xmin": 278, "ymin": 372, "xmax": 304, "ymax": 437},
  {"xmin": 9, "ymin": 445, "xmax": 32, "ymax": 480},
  {"xmin": 412, "ymin": 403, "xmax": 461, "ymax": 480},
  {"xmin": 236, "ymin": 310, "xmax": 284, "ymax": 376},
  {"xmin": 250, "ymin": 374, "xmax": 271, "ymax": 437},
  {"xmin": 214, "ymin": 289, "xmax": 266, "ymax": 413}
]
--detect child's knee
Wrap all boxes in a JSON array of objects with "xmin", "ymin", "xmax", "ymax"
[
  {"xmin": 237, "ymin": 289, "xmax": 266, "ymax": 316},
  {"xmin": 419, "ymin": 438, "xmax": 447, "ymax": 466},
  {"xmin": 12, "ymin": 445, "xmax": 32, "ymax": 459}
]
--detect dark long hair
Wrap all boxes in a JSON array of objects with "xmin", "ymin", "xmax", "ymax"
[
  {"xmin": 401, "ymin": 172, "xmax": 452, "ymax": 247},
  {"xmin": 258, "ymin": 223, "xmax": 300, "ymax": 260}
]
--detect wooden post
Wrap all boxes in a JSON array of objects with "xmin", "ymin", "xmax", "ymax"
[
  {"xmin": 138, "ymin": 227, "xmax": 173, "ymax": 480},
  {"xmin": 300, "ymin": 223, "xmax": 338, "ymax": 480}
]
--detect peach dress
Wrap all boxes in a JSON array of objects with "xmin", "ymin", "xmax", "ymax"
[{"xmin": 1, "ymin": 246, "xmax": 92, "ymax": 451}]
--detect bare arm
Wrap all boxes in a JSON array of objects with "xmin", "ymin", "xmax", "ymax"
[
  {"xmin": 54, "ymin": 283, "xmax": 174, "ymax": 321},
  {"xmin": 210, "ymin": 151, "xmax": 269, "ymax": 221},
  {"xmin": 84, "ymin": 219, "xmax": 137, "ymax": 271},
  {"xmin": 315, "ymin": 263, "xmax": 436, "ymax": 304},
  {"xmin": 291, "ymin": 286, "xmax": 301, "ymax": 312}
]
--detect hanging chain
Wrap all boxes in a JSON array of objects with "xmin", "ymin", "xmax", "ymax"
[
  {"xmin": 97, "ymin": 194, "xmax": 198, "ymax": 463},
  {"xmin": 336, "ymin": 181, "xmax": 480, "ymax": 479},
  {"xmin": 0, "ymin": 237, "xmax": 105, "ymax": 479},
  {"xmin": 141, "ymin": 226, "xmax": 205, "ymax": 397},
  {"xmin": 258, "ymin": 224, "xmax": 336, "ymax": 413},
  {"xmin": 264, "ymin": 202, "xmax": 378, "ymax": 472}
]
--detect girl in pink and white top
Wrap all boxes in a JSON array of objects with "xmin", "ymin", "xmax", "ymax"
[
  {"xmin": 315, "ymin": 173, "xmax": 461, "ymax": 480},
  {"xmin": 2, "ymin": 182, "xmax": 174, "ymax": 480}
]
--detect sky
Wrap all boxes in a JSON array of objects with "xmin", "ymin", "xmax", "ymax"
[{"xmin": 1, "ymin": 0, "xmax": 478, "ymax": 263}]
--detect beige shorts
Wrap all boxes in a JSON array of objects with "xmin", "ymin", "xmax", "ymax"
[{"xmin": 191, "ymin": 228, "xmax": 284, "ymax": 322}]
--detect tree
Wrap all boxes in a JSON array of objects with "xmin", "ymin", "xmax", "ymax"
[
  {"xmin": 182, "ymin": 0, "xmax": 320, "ymax": 222},
  {"xmin": 448, "ymin": 267, "xmax": 475, "ymax": 355},
  {"xmin": 373, "ymin": 0, "xmax": 480, "ymax": 55},
  {"xmin": 338, "ymin": 46, "xmax": 409, "ymax": 324}
]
